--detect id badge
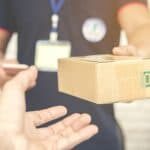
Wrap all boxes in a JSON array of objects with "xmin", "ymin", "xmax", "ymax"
[{"xmin": 35, "ymin": 40, "xmax": 71, "ymax": 72}]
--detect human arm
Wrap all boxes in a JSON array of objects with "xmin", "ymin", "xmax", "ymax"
[
  {"xmin": 113, "ymin": 1, "xmax": 150, "ymax": 57},
  {"xmin": 0, "ymin": 66, "xmax": 98, "ymax": 150}
]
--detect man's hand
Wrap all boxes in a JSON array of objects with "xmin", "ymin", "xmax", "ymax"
[
  {"xmin": 0, "ymin": 66, "xmax": 98, "ymax": 150},
  {"xmin": 112, "ymin": 45, "xmax": 137, "ymax": 56},
  {"xmin": 112, "ymin": 44, "xmax": 150, "ymax": 58}
]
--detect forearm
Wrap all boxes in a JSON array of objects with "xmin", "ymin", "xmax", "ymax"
[
  {"xmin": 118, "ymin": 3, "xmax": 150, "ymax": 56},
  {"xmin": 0, "ymin": 28, "xmax": 12, "ymax": 59},
  {"xmin": 118, "ymin": 3, "xmax": 150, "ymax": 40},
  {"xmin": 126, "ymin": 22, "xmax": 150, "ymax": 49}
]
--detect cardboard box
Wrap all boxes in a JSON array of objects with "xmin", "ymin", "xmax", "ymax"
[{"xmin": 58, "ymin": 55, "xmax": 150, "ymax": 104}]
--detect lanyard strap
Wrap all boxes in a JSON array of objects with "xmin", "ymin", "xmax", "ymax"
[
  {"xmin": 48, "ymin": 0, "xmax": 65, "ymax": 41},
  {"xmin": 48, "ymin": 0, "xmax": 65, "ymax": 14}
]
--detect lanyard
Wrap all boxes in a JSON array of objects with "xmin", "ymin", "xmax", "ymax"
[
  {"xmin": 49, "ymin": 0, "xmax": 65, "ymax": 14},
  {"xmin": 48, "ymin": 0, "xmax": 65, "ymax": 41}
]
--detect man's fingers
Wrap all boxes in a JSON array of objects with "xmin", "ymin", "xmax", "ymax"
[
  {"xmin": 35, "ymin": 113, "xmax": 81, "ymax": 139},
  {"xmin": 25, "ymin": 106, "xmax": 68, "ymax": 140},
  {"xmin": 112, "ymin": 45, "xmax": 137, "ymax": 56},
  {"xmin": 45, "ymin": 113, "xmax": 91, "ymax": 138},
  {"xmin": 46, "ymin": 113, "xmax": 81, "ymax": 135},
  {"xmin": 27, "ymin": 106, "xmax": 67, "ymax": 127},
  {"xmin": 39, "ymin": 113, "xmax": 91, "ymax": 139},
  {"xmin": 71, "ymin": 113, "xmax": 91, "ymax": 131},
  {"xmin": 42, "ymin": 113, "xmax": 98, "ymax": 150},
  {"xmin": 56, "ymin": 125, "xmax": 98, "ymax": 150},
  {"xmin": 51, "ymin": 114, "xmax": 92, "ymax": 139},
  {"xmin": 0, "ymin": 66, "xmax": 38, "ymax": 131}
]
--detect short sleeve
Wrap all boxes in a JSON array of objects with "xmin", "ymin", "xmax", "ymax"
[{"xmin": 0, "ymin": 0, "xmax": 17, "ymax": 32}]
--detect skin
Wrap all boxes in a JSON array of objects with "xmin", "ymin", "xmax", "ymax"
[
  {"xmin": 0, "ymin": 3, "xmax": 149, "ymax": 148},
  {"xmin": 0, "ymin": 29, "xmax": 14, "ymax": 87},
  {"xmin": 114, "ymin": 3, "xmax": 150, "ymax": 57},
  {"xmin": 0, "ymin": 67, "xmax": 99, "ymax": 150}
]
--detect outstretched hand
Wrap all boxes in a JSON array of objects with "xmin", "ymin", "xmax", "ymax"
[{"xmin": 0, "ymin": 66, "xmax": 98, "ymax": 150}]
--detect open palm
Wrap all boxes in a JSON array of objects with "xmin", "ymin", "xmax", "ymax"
[{"xmin": 0, "ymin": 67, "xmax": 98, "ymax": 150}]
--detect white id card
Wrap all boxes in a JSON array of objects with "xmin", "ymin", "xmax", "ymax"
[{"xmin": 35, "ymin": 40, "xmax": 71, "ymax": 72}]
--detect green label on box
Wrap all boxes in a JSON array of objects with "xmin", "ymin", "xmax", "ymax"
[{"xmin": 144, "ymin": 71, "xmax": 150, "ymax": 87}]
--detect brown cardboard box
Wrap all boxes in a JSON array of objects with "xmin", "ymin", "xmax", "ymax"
[{"xmin": 58, "ymin": 55, "xmax": 150, "ymax": 104}]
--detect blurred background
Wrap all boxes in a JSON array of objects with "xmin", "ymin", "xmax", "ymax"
[{"xmin": 5, "ymin": 1, "xmax": 150, "ymax": 149}]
